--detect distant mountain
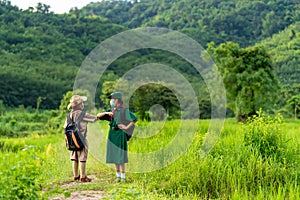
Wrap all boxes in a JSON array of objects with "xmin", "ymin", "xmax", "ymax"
[{"xmin": 80, "ymin": 0, "xmax": 300, "ymax": 47}]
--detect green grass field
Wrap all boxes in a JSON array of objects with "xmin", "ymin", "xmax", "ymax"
[{"xmin": 0, "ymin": 110, "xmax": 299, "ymax": 199}]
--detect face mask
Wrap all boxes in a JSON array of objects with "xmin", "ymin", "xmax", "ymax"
[
  {"xmin": 110, "ymin": 99, "xmax": 115, "ymax": 108},
  {"xmin": 81, "ymin": 103, "xmax": 84, "ymax": 110}
]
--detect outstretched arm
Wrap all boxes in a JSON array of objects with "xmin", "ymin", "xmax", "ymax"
[{"xmin": 97, "ymin": 112, "xmax": 113, "ymax": 120}]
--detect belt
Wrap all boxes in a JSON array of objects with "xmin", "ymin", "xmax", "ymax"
[{"xmin": 111, "ymin": 127, "xmax": 120, "ymax": 130}]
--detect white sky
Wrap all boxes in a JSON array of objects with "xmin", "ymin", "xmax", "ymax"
[{"xmin": 9, "ymin": 0, "xmax": 99, "ymax": 14}]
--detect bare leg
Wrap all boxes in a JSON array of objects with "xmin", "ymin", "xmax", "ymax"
[
  {"xmin": 120, "ymin": 163, "xmax": 126, "ymax": 180},
  {"xmin": 120, "ymin": 164, "xmax": 125, "ymax": 174},
  {"xmin": 115, "ymin": 164, "xmax": 121, "ymax": 181},
  {"xmin": 115, "ymin": 164, "xmax": 120, "ymax": 173}
]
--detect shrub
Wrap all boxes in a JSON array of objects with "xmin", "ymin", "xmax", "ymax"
[{"xmin": 242, "ymin": 109, "xmax": 286, "ymax": 161}]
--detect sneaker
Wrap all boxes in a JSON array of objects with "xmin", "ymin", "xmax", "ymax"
[
  {"xmin": 115, "ymin": 177, "xmax": 121, "ymax": 183},
  {"xmin": 80, "ymin": 176, "xmax": 92, "ymax": 182}
]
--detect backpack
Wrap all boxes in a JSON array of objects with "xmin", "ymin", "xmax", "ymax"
[
  {"xmin": 120, "ymin": 108, "xmax": 135, "ymax": 141},
  {"xmin": 64, "ymin": 111, "xmax": 86, "ymax": 151}
]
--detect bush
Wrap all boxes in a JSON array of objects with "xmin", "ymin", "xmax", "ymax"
[{"xmin": 243, "ymin": 109, "xmax": 286, "ymax": 161}]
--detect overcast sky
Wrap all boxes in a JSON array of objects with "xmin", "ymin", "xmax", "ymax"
[{"xmin": 9, "ymin": 0, "xmax": 98, "ymax": 14}]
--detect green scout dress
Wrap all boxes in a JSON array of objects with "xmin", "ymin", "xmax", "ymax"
[{"xmin": 106, "ymin": 106, "xmax": 137, "ymax": 164}]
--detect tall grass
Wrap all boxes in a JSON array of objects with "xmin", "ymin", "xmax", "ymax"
[
  {"xmin": 0, "ymin": 109, "xmax": 299, "ymax": 199},
  {"xmin": 127, "ymin": 116, "xmax": 299, "ymax": 199},
  {"xmin": 0, "ymin": 135, "xmax": 58, "ymax": 199}
]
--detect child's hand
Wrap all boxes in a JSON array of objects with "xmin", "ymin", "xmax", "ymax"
[
  {"xmin": 118, "ymin": 124, "xmax": 127, "ymax": 130},
  {"xmin": 105, "ymin": 112, "xmax": 113, "ymax": 116}
]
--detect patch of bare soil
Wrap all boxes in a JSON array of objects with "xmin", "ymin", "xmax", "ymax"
[{"xmin": 49, "ymin": 175, "xmax": 107, "ymax": 200}]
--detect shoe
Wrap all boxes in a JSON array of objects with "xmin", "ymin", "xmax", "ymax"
[
  {"xmin": 115, "ymin": 177, "xmax": 121, "ymax": 183},
  {"xmin": 80, "ymin": 176, "xmax": 92, "ymax": 182},
  {"xmin": 73, "ymin": 175, "xmax": 80, "ymax": 181}
]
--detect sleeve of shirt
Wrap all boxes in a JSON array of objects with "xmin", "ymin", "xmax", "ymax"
[
  {"xmin": 83, "ymin": 112, "xmax": 98, "ymax": 123},
  {"xmin": 63, "ymin": 118, "xmax": 68, "ymax": 129},
  {"xmin": 98, "ymin": 109, "xmax": 112, "ymax": 121},
  {"xmin": 114, "ymin": 110, "xmax": 122, "ymax": 125},
  {"xmin": 114, "ymin": 108, "xmax": 138, "ymax": 125},
  {"xmin": 126, "ymin": 109, "xmax": 138, "ymax": 122}
]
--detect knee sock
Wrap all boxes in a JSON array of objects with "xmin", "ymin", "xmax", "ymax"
[
  {"xmin": 73, "ymin": 161, "xmax": 79, "ymax": 177},
  {"xmin": 121, "ymin": 173, "xmax": 125, "ymax": 179},
  {"xmin": 80, "ymin": 162, "xmax": 86, "ymax": 177}
]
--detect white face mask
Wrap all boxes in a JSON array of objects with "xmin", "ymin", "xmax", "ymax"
[
  {"xmin": 110, "ymin": 99, "xmax": 115, "ymax": 108},
  {"xmin": 81, "ymin": 103, "xmax": 84, "ymax": 110}
]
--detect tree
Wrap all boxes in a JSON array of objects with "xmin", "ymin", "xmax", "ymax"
[
  {"xmin": 36, "ymin": 3, "xmax": 50, "ymax": 14},
  {"xmin": 287, "ymin": 94, "xmax": 300, "ymax": 119},
  {"xmin": 131, "ymin": 83, "xmax": 180, "ymax": 120},
  {"xmin": 207, "ymin": 42, "xmax": 280, "ymax": 122},
  {"xmin": 100, "ymin": 81, "xmax": 116, "ymax": 109}
]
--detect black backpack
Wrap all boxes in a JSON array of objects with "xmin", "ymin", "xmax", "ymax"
[
  {"xmin": 120, "ymin": 108, "xmax": 135, "ymax": 141},
  {"xmin": 64, "ymin": 111, "xmax": 86, "ymax": 151}
]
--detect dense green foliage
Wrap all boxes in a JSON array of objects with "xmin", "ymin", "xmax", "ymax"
[
  {"xmin": 208, "ymin": 42, "xmax": 280, "ymax": 121},
  {"xmin": 80, "ymin": 0, "xmax": 300, "ymax": 118},
  {"xmin": 0, "ymin": 0, "xmax": 125, "ymax": 109},
  {"xmin": 260, "ymin": 22, "xmax": 300, "ymax": 85},
  {"xmin": 81, "ymin": 0, "xmax": 300, "ymax": 47}
]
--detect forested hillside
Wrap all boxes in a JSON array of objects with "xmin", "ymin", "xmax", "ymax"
[
  {"xmin": 81, "ymin": 0, "xmax": 300, "ymax": 47},
  {"xmin": 81, "ymin": 0, "xmax": 300, "ymax": 91},
  {"xmin": 0, "ymin": 0, "xmax": 125, "ymax": 108},
  {"xmin": 260, "ymin": 22, "xmax": 300, "ymax": 85},
  {"xmin": 1, "ymin": 0, "xmax": 300, "ymax": 115}
]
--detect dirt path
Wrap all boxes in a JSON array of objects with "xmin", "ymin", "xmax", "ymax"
[{"xmin": 49, "ymin": 175, "xmax": 107, "ymax": 200}]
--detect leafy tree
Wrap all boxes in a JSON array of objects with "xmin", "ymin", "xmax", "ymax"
[
  {"xmin": 0, "ymin": 100, "xmax": 5, "ymax": 115},
  {"xmin": 132, "ymin": 83, "xmax": 180, "ymax": 120},
  {"xmin": 100, "ymin": 81, "xmax": 116, "ymax": 109},
  {"xmin": 207, "ymin": 42, "xmax": 280, "ymax": 122},
  {"xmin": 287, "ymin": 94, "xmax": 300, "ymax": 119}
]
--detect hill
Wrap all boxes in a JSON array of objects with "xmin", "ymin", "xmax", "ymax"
[
  {"xmin": 80, "ymin": 0, "xmax": 300, "ymax": 47},
  {"xmin": 0, "ymin": 1, "xmax": 126, "ymax": 109},
  {"xmin": 259, "ymin": 22, "xmax": 300, "ymax": 85}
]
